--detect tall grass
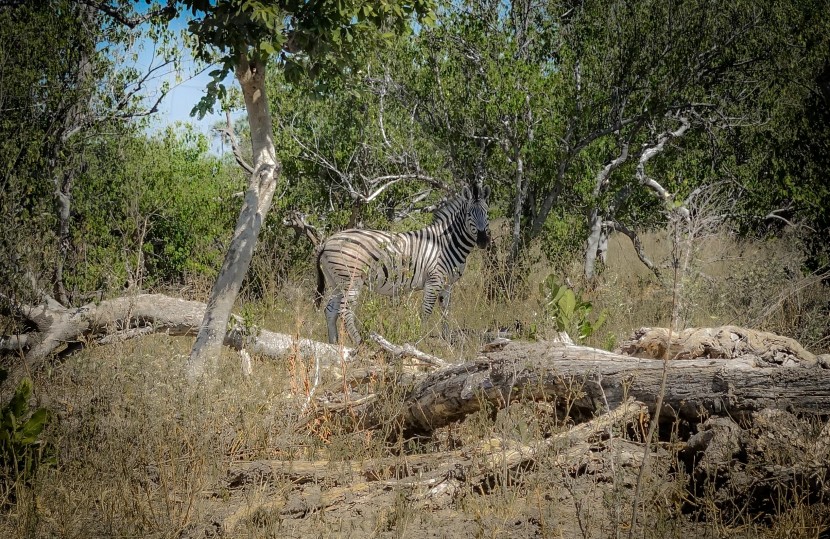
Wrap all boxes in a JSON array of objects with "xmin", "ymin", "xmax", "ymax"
[{"xmin": 1, "ymin": 226, "xmax": 828, "ymax": 537}]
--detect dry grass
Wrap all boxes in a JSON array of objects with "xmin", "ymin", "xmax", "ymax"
[
  {"xmin": 2, "ymin": 227, "xmax": 829, "ymax": 538},
  {"xmin": 593, "ymin": 229, "xmax": 830, "ymax": 353}
]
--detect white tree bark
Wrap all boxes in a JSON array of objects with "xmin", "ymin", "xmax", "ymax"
[
  {"xmin": 636, "ymin": 117, "xmax": 690, "ymax": 204},
  {"xmin": 3, "ymin": 293, "xmax": 349, "ymax": 392},
  {"xmin": 584, "ymin": 143, "xmax": 630, "ymax": 278},
  {"xmin": 188, "ymin": 52, "xmax": 281, "ymax": 380},
  {"xmin": 584, "ymin": 117, "xmax": 692, "ymax": 280}
]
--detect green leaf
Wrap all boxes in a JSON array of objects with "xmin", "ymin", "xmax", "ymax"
[
  {"xmin": 558, "ymin": 289, "xmax": 576, "ymax": 319},
  {"xmin": 261, "ymin": 41, "xmax": 276, "ymax": 55},
  {"xmin": 19, "ymin": 408, "xmax": 50, "ymax": 443},
  {"xmin": 7, "ymin": 378, "xmax": 32, "ymax": 419}
]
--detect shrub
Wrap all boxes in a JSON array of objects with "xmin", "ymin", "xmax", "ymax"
[{"xmin": 0, "ymin": 371, "xmax": 54, "ymax": 501}]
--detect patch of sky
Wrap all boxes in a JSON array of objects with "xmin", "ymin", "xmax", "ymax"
[{"xmin": 126, "ymin": 9, "xmax": 240, "ymax": 154}]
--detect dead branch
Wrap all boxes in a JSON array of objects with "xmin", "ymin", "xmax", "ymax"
[
  {"xmin": 2, "ymin": 293, "xmax": 350, "ymax": 389},
  {"xmin": 606, "ymin": 219, "xmax": 661, "ymax": 278},
  {"xmin": 331, "ymin": 334, "xmax": 829, "ymax": 436},
  {"xmin": 415, "ymin": 399, "xmax": 650, "ymax": 504},
  {"xmin": 221, "ymin": 400, "xmax": 647, "ymax": 521},
  {"xmin": 369, "ymin": 332, "xmax": 449, "ymax": 367},
  {"xmin": 282, "ymin": 210, "xmax": 321, "ymax": 247},
  {"xmin": 225, "ymin": 453, "xmax": 450, "ymax": 489}
]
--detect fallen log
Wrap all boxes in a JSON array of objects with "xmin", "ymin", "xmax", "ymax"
[
  {"xmin": 2, "ymin": 293, "xmax": 350, "ymax": 389},
  {"xmin": 617, "ymin": 326, "xmax": 825, "ymax": 367},
  {"xmin": 378, "ymin": 340, "xmax": 830, "ymax": 435},
  {"xmin": 225, "ymin": 452, "xmax": 454, "ymax": 489}
]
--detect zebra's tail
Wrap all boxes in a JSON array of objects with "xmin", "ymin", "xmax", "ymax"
[{"xmin": 314, "ymin": 249, "xmax": 325, "ymax": 309}]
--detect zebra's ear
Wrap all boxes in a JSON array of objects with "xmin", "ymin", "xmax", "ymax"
[
  {"xmin": 462, "ymin": 186, "xmax": 473, "ymax": 200},
  {"xmin": 481, "ymin": 185, "xmax": 491, "ymax": 201}
]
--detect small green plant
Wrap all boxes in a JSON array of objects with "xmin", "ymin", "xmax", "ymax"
[
  {"xmin": 0, "ymin": 370, "xmax": 54, "ymax": 487},
  {"xmin": 539, "ymin": 276, "xmax": 607, "ymax": 342}
]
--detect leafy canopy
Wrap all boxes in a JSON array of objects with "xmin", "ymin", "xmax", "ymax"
[{"xmin": 178, "ymin": 0, "xmax": 435, "ymax": 116}]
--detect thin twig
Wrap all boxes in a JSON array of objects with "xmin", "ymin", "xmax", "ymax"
[
  {"xmin": 628, "ymin": 217, "xmax": 681, "ymax": 539},
  {"xmin": 369, "ymin": 332, "xmax": 448, "ymax": 367}
]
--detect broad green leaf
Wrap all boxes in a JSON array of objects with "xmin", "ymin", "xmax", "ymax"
[
  {"xmin": 558, "ymin": 289, "xmax": 577, "ymax": 319},
  {"xmin": 7, "ymin": 378, "xmax": 32, "ymax": 419},
  {"xmin": 20, "ymin": 408, "xmax": 50, "ymax": 443}
]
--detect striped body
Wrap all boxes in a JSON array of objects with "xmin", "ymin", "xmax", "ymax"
[{"xmin": 316, "ymin": 184, "xmax": 491, "ymax": 344}]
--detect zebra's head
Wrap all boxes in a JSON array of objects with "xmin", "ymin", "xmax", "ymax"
[{"xmin": 462, "ymin": 183, "xmax": 491, "ymax": 249}]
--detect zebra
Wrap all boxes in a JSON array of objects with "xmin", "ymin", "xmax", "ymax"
[{"xmin": 315, "ymin": 183, "xmax": 491, "ymax": 344}]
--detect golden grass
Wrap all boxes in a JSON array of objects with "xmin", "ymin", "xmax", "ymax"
[{"xmin": 2, "ymin": 228, "xmax": 828, "ymax": 538}]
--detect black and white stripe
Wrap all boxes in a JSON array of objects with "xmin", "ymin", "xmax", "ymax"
[{"xmin": 315, "ymin": 184, "xmax": 492, "ymax": 344}]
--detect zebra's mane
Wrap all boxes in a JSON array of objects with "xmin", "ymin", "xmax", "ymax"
[{"xmin": 431, "ymin": 192, "xmax": 469, "ymax": 224}]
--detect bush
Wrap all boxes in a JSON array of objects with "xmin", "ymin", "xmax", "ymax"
[{"xmin": 0, "ymin": 371, "xmax": 54, "ymax": 501}]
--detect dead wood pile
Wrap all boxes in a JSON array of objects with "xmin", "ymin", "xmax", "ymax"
[
  {"xmin": 240, "ymin": 325, "xmax": 827, "ymax": 537},
  {"xmin": 618, "ymin": 325, "xmax": 830, "ymax": 367}
]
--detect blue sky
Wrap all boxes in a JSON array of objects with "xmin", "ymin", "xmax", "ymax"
[
  {"xmin": 131, "ymin": 13, "xmax": 238, "ymax": 149},
  {"xmin": 138, "ymin": 46, "xmax": 225, "ymax": 131}
]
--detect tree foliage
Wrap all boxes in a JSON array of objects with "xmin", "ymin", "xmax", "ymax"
[
  {"xmin": 197, "ymin": 0, "xmax": 830, "ymax": 285},
  {"xmin": 2, "ymin": 0, "xmax": 828, "ymax": 333},
  {"xmin": 181, "ymin": 0, "xmax": 435, "ymax": 117},
  {"xmin": 0, "ymin": 1, "xmax": 243, "ymax": 311},
  {"xmin": 71, "ymin": 127, "xmax": 242, "ymax": 292}
]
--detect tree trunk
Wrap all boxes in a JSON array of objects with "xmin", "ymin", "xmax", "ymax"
[
  {"xmin": 584, "ymin": 144, "xmax": 630, "ymax": 279},
  {"xmin": 2, "ymin": 292, "xmax": 348, "ymax": 392},
  {"xmin": 583, "ymin": 208, "xmax": 604, "ymax": 279},
  {"xmin": 188, "ymin": 52, "xmax": 281, "ymax": 381},
  {"xmin": 49, "ymin": 2, "xmax": 96, "ymax": 307},
  {"xmin": 509, "ymin": 150, "xmax": 525, "ymax": 265},
  {"xmin": 333, "ymin": 338, "xmax": 829, "ymax": 436}
]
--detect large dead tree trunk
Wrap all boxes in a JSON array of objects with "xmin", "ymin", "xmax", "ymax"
[
  {"xmin": 2, "ymin": 293, "xmax": 348, "ymax": 392},
  {"xmin": 394, "ymin": 345, "xmax": 828, "ymax": 435},
  {"xmin": 188, "ymin": 52, "xmax": 281, "ymax": 380},
  {"xmin": 324, "ymin": 329, "xmax": 829, "ymax": 436}
]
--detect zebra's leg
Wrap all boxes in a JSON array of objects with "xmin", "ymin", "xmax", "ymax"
[
  {"xmin": 438, "ymin": 286, "xmax": 452, "ymax": 341},
  {"xmin": 324, "ymin": 292, "xmax": 343, "ymax": 344},
  {"xmin": 421, "ymin": 275, "xmax": 442, "ymax": 334},
  {"xmin": 339, "ymin": 286, "xmax": 362, "ymax": 345}
]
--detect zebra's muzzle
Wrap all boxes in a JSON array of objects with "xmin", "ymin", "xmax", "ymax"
[{"xmin": 477, "ymin": 230, "xmax": 490, "ymax": 248}]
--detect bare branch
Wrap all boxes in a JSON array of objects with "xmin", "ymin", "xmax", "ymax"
[
  {"xmin": 282, "ymin": 211, "xmax": 321, "ymax": 247},
  {"xmin": 369, "ymin": 332, "xmax": 449, "ymax": 367},
  {"xmin": 606, "ymin": 220, "xmax": 661, "ymax": 278},
  {"xmin": 217, "ymin": 110, "xmax": 254, "ymax": 174},
  {"xmin": 79, "ymin": 0, "xmax": 177, "ymax": 29},
  {"xmin": 637, "ymin": 117, "xmax": 691, "ymax": 203},
  {"xmin": 110, "ymin": 56, "xmax": 176, "ymax": 120},
  {"xmin": 763, "ymin": 206, "xmax": 814, "ymax": 231},
  {"xmin": 593, "ymin": 141, "xmax": 631, "ymax": 197},
  {"xmin": 363, "ymin": 174, "xmax": 442, "ymax": 202},
  {"xmin": 393, "ymin": 189, "xmax": 433, "ymax": 222}
]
